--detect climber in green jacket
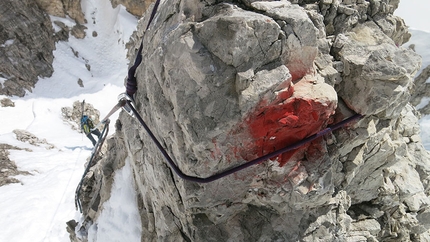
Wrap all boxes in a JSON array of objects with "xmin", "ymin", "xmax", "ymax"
[{"xmin": 81, "ymin": 115, "xmax": 101, "ymax": 146}]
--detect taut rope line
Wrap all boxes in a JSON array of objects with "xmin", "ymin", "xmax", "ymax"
[
  {"xmin": 75, "ymin": 0, "xmax": 364, "ymax": 188},
  {"xmin": 126, "ymin": 101, "xmax": 362, "ymax": 183}
]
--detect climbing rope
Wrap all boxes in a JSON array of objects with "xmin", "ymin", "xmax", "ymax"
[
  {"xmin": 75, "ymin": 120, "xmax": 110, "ymax": 213},
  {"xmin": 125, "ymin": 99, "xmax": 362, "ymax": 183},
  {"xmin": 75, "ymin": 95, "xmax": 132, "ymax": 212},
  {"xmin": 113, "ymin": 0, "xmax": 365, "ymax": 183},
  {"xmin": 126, "ymin": 0, "xmax": 161, "ymax": 98}
]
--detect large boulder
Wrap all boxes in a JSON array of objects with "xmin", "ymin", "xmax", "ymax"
[
  {"xmin": 72, "ymin": 0, "xmax": 430, "ymax": 241},
  {"xmin": 35, "ymin": 0, "xmax": 86, "ymax": 24},
  {"xmin": 333, "ymin": 21, "xmax": 421, "ymax": 118}
]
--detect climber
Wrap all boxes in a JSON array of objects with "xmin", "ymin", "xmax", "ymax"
[{"xmin": 81, "ymin": 115, "xmax": 102, "ymax": 146}]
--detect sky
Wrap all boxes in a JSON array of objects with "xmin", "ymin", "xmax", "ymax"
[
  {"xmin": 0, "ymin": 1, "xmax": 429, "ymax": 242},
  {"xmin": 396, "ymin": 0, "xmax": 430, "ymax": 33}
]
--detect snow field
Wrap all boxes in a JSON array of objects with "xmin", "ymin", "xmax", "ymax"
[{"xmin": 0, "ymin": 0, "xmax": 140, "ymax": 241}]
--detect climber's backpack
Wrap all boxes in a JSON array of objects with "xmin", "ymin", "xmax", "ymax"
[{"xmin": 81, "ymin": 115, "xmax": 94, "ymax": 134}]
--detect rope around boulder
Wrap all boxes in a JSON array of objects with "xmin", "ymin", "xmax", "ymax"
[
  {"xmin": 73, "ymin": 0, "xmax": 364, "ymax": 188},
  {"xmin": 119, "ymin": 0, "xmax": 364, "ymax": 183},
  {"xmin": 125, "ymin": 98, "xmax": 362, "ymax": 183}
]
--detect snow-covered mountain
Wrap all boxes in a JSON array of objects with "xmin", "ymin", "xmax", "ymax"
[{"xmin": 0, "ymin": 0, "xmax": 141, "ymax": 241}]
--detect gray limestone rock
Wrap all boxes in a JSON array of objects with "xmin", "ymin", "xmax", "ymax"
[
  {"xmin": 0, "ymin": 0, "xmax": 55, "ymax": 97},
  {"xmin": 71, "ymin": 0, "xmax": 430, "ymax": 241},
  {"xmin": 411, "ymin": 64, "xmax": 430, "ymax": 115},
  {"xmin": 13, "ymin": 129, "xmax": 55, "ymax": 149},
  {"xmin": 0, "ymin": 144, "xmax": 32, "ymax": 187},
  {"xmin": 0, "ymin": 98, "xmax": 15, "ymax": 107},
  {"xmin": 334, "ymin": 22, "xmax": 421, "ymax": 118}
]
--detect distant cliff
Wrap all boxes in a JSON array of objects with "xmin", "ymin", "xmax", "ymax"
[
  {"xmin": 0, "ymin": 0, "xmax": 148, "ymax": 97},
  {"xmin": 72, "ymin": 0, "xmax": 430, "ymax": 241},
  {"xmin": 0, "ymin": 0, "xmax": 55, "ymax": 96}
]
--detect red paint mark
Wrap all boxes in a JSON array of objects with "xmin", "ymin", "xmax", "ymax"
[
  {"xmin": 214, "ymin": 79, "xmax": 336, "ymax": 169},
  {"xmin": 244, "ymin": 95, "xmax": 330, "ymax": 166}
]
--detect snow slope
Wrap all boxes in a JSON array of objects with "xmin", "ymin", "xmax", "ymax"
[{"xmin": 0, "ymin": 1, "xmax": 429, "ymax": 242}]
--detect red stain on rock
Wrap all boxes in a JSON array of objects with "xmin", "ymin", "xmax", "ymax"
[
  {"xmin": 245, "ymin": 97, "xmax": 330, "ymax": 166},
  {"xmin": 219, "ymin": 79, "xmax": 336, "ymax": 167}
]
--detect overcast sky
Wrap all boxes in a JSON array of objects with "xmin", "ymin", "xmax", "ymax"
[{"xmin": 396, "ymin": 0, "xmax": 430, "ymax": 32}]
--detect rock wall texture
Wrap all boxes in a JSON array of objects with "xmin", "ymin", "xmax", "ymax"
[
  {"xmin": 0, "ymin": 0, "xmax": 150, "ymax": 97},
  {"xmin": 0, "ymin": 0, "xmax": 55, "ymax": 97},
  {"xmin": 0, "ymin": 144, "xmax": 31, "ymax": 186},
  {"xmin": 411, "ymin": 64, "xmax": 430, "ymax": 115},
  {"xmin": 0, "ymin": 0, "xmax": 91, "ymax": 97},
  {"xmin": 110, "ymin": 0, "xmax": 153, "ymax": 17},
  {"xmin": 73, "ymin": 0, "xmax": 430, "ymax": 241},
  {"xmin": 35, "ymin": 0, "xmax": 86, "ymax": 25}
]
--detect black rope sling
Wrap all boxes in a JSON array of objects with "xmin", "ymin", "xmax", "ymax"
[
  {"xmin": 127, "ymin": 103, "xmax": 362, "ymax": 183},
  {"xmin": 126, "ymin": 0, "xmax": 161, "ymax": 97},
  {"xmin": 102, "ymin": 0, "xmax": 364, "ymax": 184},
  {"xmin": 75, "ymin": 120, "xmax": 110, "ymax": 212}
]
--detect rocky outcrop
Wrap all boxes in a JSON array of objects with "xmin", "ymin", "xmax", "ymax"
[
  {"xmin": 110, "ymin": 0, "xmax": 152, "ymax": 17},
  {"xmin": 0, "ymin": 98, "xmax": 15, "ymax": 107},
  {"xmin": 0, "ymin": 0, "xmax": 55, "ymax": 97},
  {"xmin": 333, "ymin": 21, "xmax": 419, "ymax": 118},
  {"xmin": 411, "ymin": 64, "xmax": 430, "ymax": 115},
  {"xmin": 13, "ymin": 129, "xmax": 56, "ymax": 149},
  {"xmin": 72, "ymin": 0, "xmax": 430, "ymax": 241},
  {"xmin": 0, "ymin": 144, "xmax": 32, "ymax": 186},
  {"xmin": 61, "ymin": 101, "xmax": 101, "ymax": 132},
  {"xmin": 35, "ymin": 0, "xmax": 86, "ymax": 25}
]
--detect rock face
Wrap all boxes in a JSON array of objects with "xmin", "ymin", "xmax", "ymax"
[
  {"xmin": 0, "ymin": 0, "xmax": 91, "ymax": 97},
  {"xmin": 35, "ymin": 0, "xmax": 86, "ymax": 25},
  {"xmin": 73, "ymin": 0, "xmax": 430, "ymax": 241},
  {"xmin": 0, "ymin": 0, "xmax": 151, "ymax": 97},
  {"xmin": 0, "ymin": 144, "xmax": 31, "ymax": 186},
  {"xmin": 0, "ymin": 98, "xmax": 15, "ymax": 107},
  {"xmin": 411, "ymin": 64, "xmax": 430, "ymax": 115},
  {"xmin": 0, "ymin": 0, "xmax": 55, "ymax": 97},
  {"xmin": 110, "ymin": 0, "xmax": 152, "ymax": 17}
]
